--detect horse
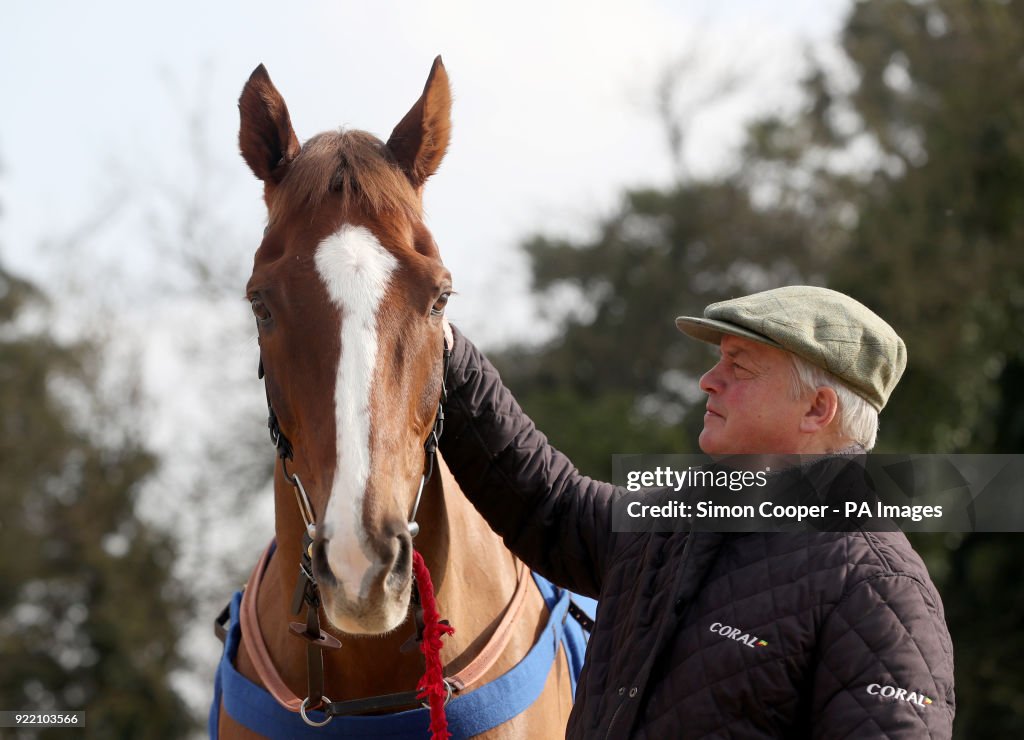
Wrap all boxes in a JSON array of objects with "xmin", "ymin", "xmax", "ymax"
[{"xmin": 210, "ymin": 58, "xmax": 590, "ymax": 739}]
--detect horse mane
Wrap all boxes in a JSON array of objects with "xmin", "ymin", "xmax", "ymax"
[{"xmin": 270, "ymin": 130, "xmax": 421, "ymax": 225}]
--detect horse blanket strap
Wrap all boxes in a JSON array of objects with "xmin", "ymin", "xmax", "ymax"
[
  {"xmin": 533, "ymin": 576, "xmax": 596, "ymax": 698},
  {"xmin": 210, "ymin": 559, "xmax": 595, "ymax": 738},
  {"xmin": 567, "ymin": 599, "xmax": 596, "ymax": 633},
  {"xmin": 445, "ymin": 558, "xmax": 530, "ymax": 692},
  {"xmin": 238, "ymin": 543, "xmax": 304, "ymax": 711}
]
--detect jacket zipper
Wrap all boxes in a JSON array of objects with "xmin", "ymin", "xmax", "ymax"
[
  {"xmin": 603, "ymin": 698, "xmax": 628, "ymax": 740},
  {"xmin": 600, "ymin": 533, "xmax": 699, "ymax": 739}
]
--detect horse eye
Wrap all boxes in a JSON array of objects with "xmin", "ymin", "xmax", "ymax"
[
  {"xmin": 251, "ymin": 297, "xmax": 272, "ymax": 323},
  {"xmin": 431, "ymin": 292, "xmax": 450, "ymax": 317}
]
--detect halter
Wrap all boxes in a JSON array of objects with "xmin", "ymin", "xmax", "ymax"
[
  {"xmin": 258, "ymin": 336, "xmax": 451, "ymax": 538},
  {"xmin": 251, "ymin": 336, "xmax": 515, "ymax": 728}
]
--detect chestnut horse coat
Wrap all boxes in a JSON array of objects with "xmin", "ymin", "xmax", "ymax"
[{"xmin": 438, "ymin": 326, "xmax": 955, "ymax": 739}]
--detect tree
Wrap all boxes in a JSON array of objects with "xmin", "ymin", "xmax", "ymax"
[
  {"xmin": 747, "ymin": 0, "xmax": 1024, "ymax": 455},
  {"xmin": 494, "ymin": 179, "xmax": 829, "ymax": 478},
  {"xmin": 0, "ymin": 265, "xmax": 193, "ymax": 738}
]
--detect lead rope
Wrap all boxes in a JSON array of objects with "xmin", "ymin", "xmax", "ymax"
[
  {"xmin": 412, "ymin": 550, "xmax": 456, "ymax": 739},
  {"xmin": 409, "ymin": 338, "xmax": 455, "ymax": 739}
]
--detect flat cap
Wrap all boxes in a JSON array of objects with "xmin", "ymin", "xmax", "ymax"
[{"xmin": 675, "ymin": 286, "xmax": 906, "ymax": 410}]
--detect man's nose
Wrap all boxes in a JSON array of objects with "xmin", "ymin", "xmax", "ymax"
[{"xmin": 699, "ymin": 362, "xmax": 722, "ymax": 394}]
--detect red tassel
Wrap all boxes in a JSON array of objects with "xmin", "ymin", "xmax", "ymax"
[{"xmin": 412, "ymin": 550, "xmax": 455, "ymax": 740}]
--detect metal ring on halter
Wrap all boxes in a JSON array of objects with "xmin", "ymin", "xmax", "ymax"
[
  {"xmin": 420, "ymin": 679, "xmax": 454, "ymax": 709},
  {"xmin": 300, "ymin": 696, "xmax": 333, "ymax": 727}
]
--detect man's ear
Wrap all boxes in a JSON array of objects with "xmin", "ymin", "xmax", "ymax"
[{"xmin": 800, "ymin": 387, "xmax": 839, "ymax": 434}]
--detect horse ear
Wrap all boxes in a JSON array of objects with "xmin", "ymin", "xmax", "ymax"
[
  {"xmin": 387, "ymin": 56, "xmax": 452, "ymax": 189},
  {"xmin": 238, "ymin": 64, "xmax": 301, "ymax": 185}
]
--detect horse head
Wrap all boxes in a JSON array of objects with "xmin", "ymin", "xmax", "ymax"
[{"xmin": 239, "ymin": 58, "xmax": 452, "ymax": 636}]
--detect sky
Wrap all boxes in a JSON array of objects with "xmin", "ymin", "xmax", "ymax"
[
  {"xmin": 1, "ymin": 0, "xmax": 853, "ymax": 720},
  {"xmin": 1, "ymin": 0, "xmax": 851, "ymax": 345}
]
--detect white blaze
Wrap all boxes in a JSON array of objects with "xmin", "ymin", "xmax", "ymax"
[{"xmin": 314, "ymin": 224, "xmax": 397, "ymax": 599}]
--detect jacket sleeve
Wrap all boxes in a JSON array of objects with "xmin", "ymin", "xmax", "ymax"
[
  {"xmin": 437, "ymin": 325, "xmax": 621, "ymax": 598},
  {"xmin": 810, "ymin": 572, "xmax": 955, "ymax": 738}
]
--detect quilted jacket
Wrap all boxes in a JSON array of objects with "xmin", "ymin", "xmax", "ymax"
[{"xmin": 439, "ymin": 327, "xmax": 955, "ymax": 739}]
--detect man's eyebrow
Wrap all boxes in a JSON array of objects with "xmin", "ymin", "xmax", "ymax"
[{"xmin": 723, "ymin": 345, "xmax": 769, "ymax": 372}]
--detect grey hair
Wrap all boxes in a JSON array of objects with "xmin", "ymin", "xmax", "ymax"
[{"xmin": 787, "ymin": 354, "xmax": 879, "ymax": 450}]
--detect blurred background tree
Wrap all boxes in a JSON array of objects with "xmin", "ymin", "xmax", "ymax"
[
  {"xmin": 0, "ymin": 68, "xmax": 282, "ymax": 730},
  {"xmin": 0, "ymin": 259, "xmax": 193, "ymax": 737},
  {"xmin": 494, "ymin": 180, "xmax": 827, "ymax": 474},
  {"xmin": 493, "ymin": 0, "xmax": 1024, "ymax": 735},
  {"xmin": 747, "ymin": 0, "xmax": 1024, "ymax": 455}
]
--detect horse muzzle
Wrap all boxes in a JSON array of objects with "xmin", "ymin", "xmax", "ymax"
[{"xmin": 312, "ymin": 527, "xmax": 414, "ymax": 635}]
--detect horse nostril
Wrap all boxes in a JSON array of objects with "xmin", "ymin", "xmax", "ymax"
[
  {"xmin": 312, "ymin": 537, "xmax": 336, "ymax": 586},
  {"xmin": 394, "ymin": 531, "xmax": 411, "ymax": 576}
]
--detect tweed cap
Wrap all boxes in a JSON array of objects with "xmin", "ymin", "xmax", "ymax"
[{"xmin": 675, "ymin": 286, "xmax": 906, "ymax": 410}]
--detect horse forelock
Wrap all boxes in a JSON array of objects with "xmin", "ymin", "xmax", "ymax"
[{"xmin": 270, "ymin": 130, "xmax": 421, "ymax": 227}]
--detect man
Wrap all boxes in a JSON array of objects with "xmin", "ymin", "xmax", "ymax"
[{"xmin": 438, "ymin": 285, "xmax": 955, "ymax": 738}]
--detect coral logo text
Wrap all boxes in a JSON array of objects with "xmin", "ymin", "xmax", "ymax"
[
  {"xmin": 866, "ymin": 683, "xmax": 933, "ymax": 707},
  {"xmin": 709, "ymin": 622, "xmax": 767, "ymax": 649}
]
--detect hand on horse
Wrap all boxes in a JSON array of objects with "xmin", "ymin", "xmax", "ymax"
[{"xmin": 442, "ymin": 317, "xmax": 454, "ymax": 351}]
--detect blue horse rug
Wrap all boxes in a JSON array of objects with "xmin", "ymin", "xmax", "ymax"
[{"xmin": 210, "ymin": 570, "xmax": 596, "ymax": 738}]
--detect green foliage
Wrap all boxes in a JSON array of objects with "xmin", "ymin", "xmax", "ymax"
[
  {"xmin": 0, "ymin": 266, "xmax": 192, "ymax": 738},
  {"xmin": 498, "ymin": 387, "xmax": 698, "ymax": 480},
  {"xmin": 494, "ymin": 181, "xmax": 826, "ymax": 479},
  {"xmin": 751, "ymin": 0, "xmax": 1024, "ymax": 454}
]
